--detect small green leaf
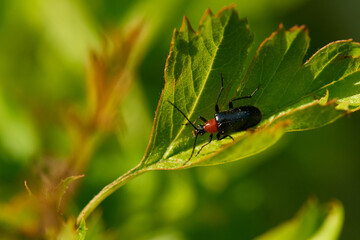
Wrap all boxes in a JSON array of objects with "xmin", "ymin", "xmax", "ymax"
[
  {"xmin": 57, "ymin": 218, "xmax": 87, "ymax": 240},
  {"xmin": 310, "ymin": 201, "xmax": 344, "ymax": 240},
  {"xmin": 139, "ymin": 6, "xmax": 360, "ymax": 169},
  {"xmin": 56, "ymin": 174, "xmax": 85, "ymax": 212},
  {"xmin": 76, "ymin": 217, "xmax": 87, "ymax": 240},
  {"xmin": 255, "ymin": 200, "xmax": 344, "ymax": 240}
]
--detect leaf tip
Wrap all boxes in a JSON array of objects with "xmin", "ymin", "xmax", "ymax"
[
  {"xmin": 255, "ymin": 25, "xmax": 283, "ymax": 56},
  {"xmin": 289, "ymin": 24, "xmax": 309, "ymax": 34},
  {"xmin": 215, "ymin": 4, "xmax": 238, "ymax": 20},
  {"xmin": 327, "ymin": 199, "xmax": 342, "ymax": 210},
  {"xmin": 198, "ymin": 5, "xmax": 241, "ymax": 34},
  {"xmin": 172, "ymin": 28, "xmax": 178, "ymax": 39},
  {"xmin": 229, "ymin": 3, "xmax": 237, "ymax": 9},
  {"xmin": 199, "ymin": 8, "xmax": 214, "ymax": 26},
  {"xmin": 205, "ymin": 8, "xmax": 214, "ymax": 15},
  {"xmin": 180, "ymin": 16, "xmax": 195, "ymax": 33},
  {"xmin": 164, "ymin": 27, "xmax": 178, "ymax": 72}
]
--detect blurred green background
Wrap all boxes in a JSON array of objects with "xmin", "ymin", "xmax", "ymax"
[{"xmin": 0, "ymin": 0, "xmax": 359, "ymax": 239}]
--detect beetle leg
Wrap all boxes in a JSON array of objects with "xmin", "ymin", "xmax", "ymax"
[
  {"xmin": 228, "ymin": 86, "xmax": 260, "ymax": 109},
  {"xmin": 216, "ymin": 133, "xmax": 234, "ymax": 141},
  {"xmin": 227, "ymin": 135, "xmax": 234, "ymax": 141},
  {"xmin": 183, "ymin": 133, "xmax": 199, "ymax": 165},
  {"xmin": 215, "ymin": 73, "xmax": 225, "ymax": 113},
  {"xmin": 196, "ymin": 134, "xmax": 213, "ymax": 156}
]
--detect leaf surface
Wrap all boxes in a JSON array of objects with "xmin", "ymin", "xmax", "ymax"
[{"xmin": 138, "ymin": 6, "xmax": 360, "ymax": 169}]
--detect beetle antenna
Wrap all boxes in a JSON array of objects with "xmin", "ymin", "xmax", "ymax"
[
  {"xmin": 167, "ymin": 100, "xmax": 197, "ymax": 130},
  {"xmin": 183, "ymin": 132, "xmax": 198, "ymax": 165}
]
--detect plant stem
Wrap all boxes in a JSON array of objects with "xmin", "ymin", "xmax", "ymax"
[{"xmin": 76, "ymin": 163, "xmax": 146, "ymax": 225}]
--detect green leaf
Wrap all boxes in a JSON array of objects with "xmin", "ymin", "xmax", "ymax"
[
  {"xmin": 254, "ymin": 200, "xmax": 344, "ymax": 240},
  {"xmin": 56, "ymin": 174, "xmax": 84, "ymax": 212},
  {"xmin": 140, "ymin": 6, "xmax": 360, "ymax": 169},
  {"xmin": 57, "ymin": 218, "xmax": 87, "ymax": 240},
  {"xmin": 76, "ymin": 217, "xmax": 87, "ymax": 240}
]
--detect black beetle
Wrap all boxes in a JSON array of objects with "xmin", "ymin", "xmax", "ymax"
[{"xmin": 168, "ymin": 74, "xmax": 262, "ymax": 165}]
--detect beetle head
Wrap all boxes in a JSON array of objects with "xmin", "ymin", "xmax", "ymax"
[{"xmin": 193, "ymin": 124, "xmax": 206, "ymax": 136}]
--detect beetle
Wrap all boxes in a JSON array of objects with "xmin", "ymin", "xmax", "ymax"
[{"xmin": 168, "ymin": 74, "xmax": 262, "ymax": 165}]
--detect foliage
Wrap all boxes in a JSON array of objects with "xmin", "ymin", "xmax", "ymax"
[
  {"xmin": 141, "ymin": 8, "xmax": 360, "ymax": 169},
  {"xmin": 77, "ymin": 7, "xmax": 360, "ymax": 238},
  {"xmin": 0, "ymin": 1, "xmax": 359, "ymax": 239}
]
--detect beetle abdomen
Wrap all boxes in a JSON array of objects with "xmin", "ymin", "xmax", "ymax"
[{"xmin": 215, "ymin": 106, "xmax": 262, "ymax": 134}]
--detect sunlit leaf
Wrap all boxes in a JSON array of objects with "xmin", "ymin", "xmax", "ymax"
[
  {"xmin": 139, "ymin": 6, "xmax": 360, "ymax": 169},
  {"xmin": 255, "ymin": 200, "xmax": 344, "ymax": 240}
]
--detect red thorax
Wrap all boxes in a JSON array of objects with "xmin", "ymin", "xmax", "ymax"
[{"xmin": 204, "ymin": 118, "xmax": 218, "ymax": 133}]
